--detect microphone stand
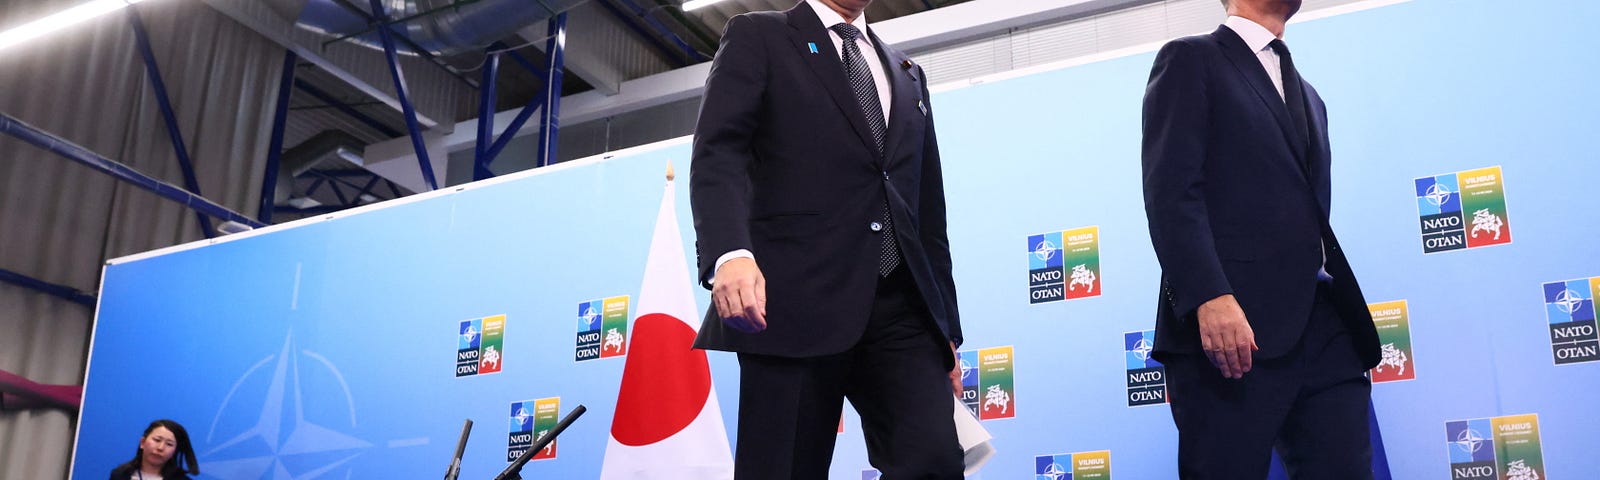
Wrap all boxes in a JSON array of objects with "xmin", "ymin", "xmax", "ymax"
[
  {"xmin": 493, "ymin": 405, "xmax": 587, "ymax": 480},
  {"xmin": 444, "ymin": 419, "xmax": 473, "ymax": 480}
]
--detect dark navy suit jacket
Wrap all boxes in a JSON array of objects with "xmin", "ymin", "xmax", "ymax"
[
  {"xmin": 1141, "ymin": 26, "xmax": 1379, "ymax": 367},
  {"xmin": 689, "ymin": 3, "xmax": 961, "ymax": 359}
]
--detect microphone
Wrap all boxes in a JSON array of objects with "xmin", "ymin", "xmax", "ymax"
[
  {"xmin": 494, "ymin": 405, "xmax": 587, "ymax": 480},
  {"xmin": 444, "ymin": 419, "xmax": 472, "ymax": 480}
]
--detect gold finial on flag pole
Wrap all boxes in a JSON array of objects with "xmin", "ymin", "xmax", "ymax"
[{"xmin": 666, "ymin": 161, "xmax": 676, "ymax": 181}]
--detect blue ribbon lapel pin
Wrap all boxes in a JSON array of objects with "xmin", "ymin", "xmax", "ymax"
[{"xmin": 808, "ymin": 42, "xmax": 818, "ymax": 54}]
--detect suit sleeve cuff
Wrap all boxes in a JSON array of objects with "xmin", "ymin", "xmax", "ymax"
[{"xmin": 710, "ymin": 249, "xmax": 754, "ymax": 285}]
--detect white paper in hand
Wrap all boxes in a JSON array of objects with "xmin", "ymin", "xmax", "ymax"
[{"xmin": 952, "ymin": 395, "xmax": 995, "ymax": 475}]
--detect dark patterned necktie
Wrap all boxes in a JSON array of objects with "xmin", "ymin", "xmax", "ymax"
[
  {"xmin": 1269, "ymin": 39, "xmax": 1311, "ymax": 173},
  {"xmin": 831, "ymin": 22, "xmax": 900, "ymax": 277},
  {"xmin": 1270, "ymin": 39, "xmax": 1333, "ymax": 282}
]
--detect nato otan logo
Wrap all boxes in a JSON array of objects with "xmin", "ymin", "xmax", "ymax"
[
  {"xmin": 1415, "ymin": 166, "xmax": 1512, "ymax": 253},
  {"xmin": 1028, "ymin": 226, "xmax": 1101, "ymax": 304},
  {"xmin": 958, "ymin": 346, "xmax": 1016, "ymax": 421},
  {"xmin": 1036, "ymin": 450, "xmax": 1112, "ymax": 479},
  {"xmin": 1368, "ymin": 300, "xmax": 1418, "ymax": 383},
  {"xmin": 456, "ymin": 315, "xmax": 506, "ymax": 377},
  {"xmin": 1542, "ymin": 277, "xmax": 1599, "ymax": 365},
  {"xmin": 575, "ymin": 296, "xmax": 630, "ymax": 361},
  {"xmin": 508, "ymin": 397, "xmax": 561, "ymax": 462},
  {"xmin": 1445, "ymin": 414, "xmax": 1545, "ymax": 480},
  {"xmin": 1124, "ymin": 330, "xmax": 1167, "ymax": 407}
]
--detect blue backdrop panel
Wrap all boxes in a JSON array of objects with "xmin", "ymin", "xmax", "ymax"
[
  {"xmin": 73, "ymin": 152, "xmax": 737, "ymax": 480},
  {"xmin": 73, "ymin": 0, "xmax": 1599, "ymax": 479}
]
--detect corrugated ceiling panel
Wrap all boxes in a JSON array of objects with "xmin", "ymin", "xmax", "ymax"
[
  {"xmin": 913, "ymin": 0, "xmax": 1372, "ymax": 85},
  {"xmin": 566, "ymin": 1, "xmax": 675, "ymax": 79}
]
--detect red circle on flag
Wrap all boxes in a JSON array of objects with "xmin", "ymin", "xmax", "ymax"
[{"xmin": 611, "ymin": 313, "xmax": 713, "ymax": 446}]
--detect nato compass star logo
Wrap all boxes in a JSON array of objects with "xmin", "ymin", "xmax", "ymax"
[
  {"xmin": 1131, "ymin": 338, "xmax": 1154, "ymax": 361},
  {"xmin": 1033, "ymin": 239, "xmax": 1059, "ymax": 262},
  {"xmin": 201, "ymin": 333, "xmax": 426, "ymax": 479},
  {"xmin": 1452, "ymin": 428, "xmax": 1488, "ymax": 457},
  {"xmin": 1554, "ymin": 289, "xmax": 1584, "ymax": 314},
  {"xmin": 461, "ymin": 324, "xmax": 480, "ymax": 344},
  {"xmin": 1041, "ymin": 462, "xmax": 1069, "ymax": 480},
  {"xmin": 513, "ymin": 406, "xmax": 534, "ymax": 429},
  {"xmin": 959, "ymin": 358, "xmax": 976, "ymax": 383},
  {"xmin": 1424, "ymin": 183, "xmax": 1454, "ymax": 207},
  {"xmin": 580, "ymin": 306, "xmax": 600, "ymax": 328}
]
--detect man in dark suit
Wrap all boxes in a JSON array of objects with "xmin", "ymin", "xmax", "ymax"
[
  {"xmin": 1141, "ymin": 0, "xmax": 1382, "ymax": 478},
  {"xmin": 688, "ymin": 0, "xmax": 964, "ymax": 478}
]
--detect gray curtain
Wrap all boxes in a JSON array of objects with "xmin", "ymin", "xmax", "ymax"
[{"xmin": 0, "ymin": 0, "xmax": 286, "ymax": 477}]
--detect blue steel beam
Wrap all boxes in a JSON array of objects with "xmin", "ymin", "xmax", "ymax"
[
  {"xmin": 327, "ymin": 177, "xmax": 350, "ymax": 205},
  {"xmin": 482, "ymin": 95, "xmax": 543, "ymax": 163},
  {"xmin": 474, "ymin": 47, "xmax": 500, "ymax": 181},
  {"xmin": 594, "ymin": 0, "xmax": 691, "ymax": 68},
  {"xmin": 306, "ymin": 170, "xmax": 373, "ymax": 193},
  {"xmin": 293, "ymin": 79, "xmax": 404, "ymax": 138},
  {"xmin": 304, "ymin": 170, "xmax": 393, "ymax": 203},
  {"xmin": 304, "ymin": 170, "xmax": 385, "ymax": 178},
  {"xmin": 491, "ymin": 42, "xmax": 548, "ymax": 79},
  {"xmin": 127, "ymin": 8, "xmax": 215, "ymax": 238},
  {"xmin": 326, "ymin": 0, "xmax": 478, "ymax": 87},
  {"xmin": 609, "ymin": 0, "xmax": 709, "ymax": 64},
  {"xmin": 306, "ymin": 176, "xmax": 327, "ymax": 196},
  {"xmin": 356, "ymin": 174, "xmax": 383, "ymax": 200},
  {"xmin": 323, "ymin": 0, "xmax": 486, "ymax": 48},
  {"xmin": 260, "ymin": 51, "xmax": 299, "ymax": 224},
  {"xmin": 477, "ymin": 42, "xmax": 547, "ymax": 165},
  {"xmin": 369, "ymin": 0, "xmax": 439, "ymax": 191},
  {"xmin": 0, "ymin": 114, "xmax": 265, "ymax": 228},
  {"xmin": 0, "ymin": 268, "xmax": 95, "ymax": 308},
  {"xmin": 535, "ymin": 13, "xmax": 567, "ymax": 168},
  {"xmin": 645, "ymin": 0, "xmax": 719, "ymax": 50},
  {"xmin": 275, "ymin": 205, "xmax": 349, "ymax": 215}
]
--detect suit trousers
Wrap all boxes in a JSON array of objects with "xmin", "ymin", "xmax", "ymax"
[
  {"xmin": 1166, "ymin": 283, "xmax": 1374, "ymax": 480},
  {"xmin": 733, "ymin": 266, "xmax": 963, "ymax": 480}
]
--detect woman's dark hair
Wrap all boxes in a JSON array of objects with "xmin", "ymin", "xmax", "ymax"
[{"xmin": 114, "ymin": 419, "xmax": 200, "ymax": 477}]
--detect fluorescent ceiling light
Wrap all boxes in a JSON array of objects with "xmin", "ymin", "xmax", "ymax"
[
  {"xmin": 0, "ymin": 0, "xmax": 146, "ymax": 52},
  {"xmin": 681, "ymin": 0, "xmax": 730, "ymax": 12}
]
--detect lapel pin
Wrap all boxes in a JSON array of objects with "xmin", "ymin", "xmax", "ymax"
[
  {"xmin": 808, "ymin": 42, "xmax": 818, "ymax": 54},
  {"xmin": 901, "ymin": 59, "xmax": 919, "ymax": 81},
  {"xmin": 918, "ymin": 99, "xmax": 928, "ymax": 116}
]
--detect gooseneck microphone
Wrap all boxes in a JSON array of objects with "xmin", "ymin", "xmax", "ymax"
[
  {"xmin": 493, "ymin": 405, "xmax": 587, "ymax": 480},
  {"xmin": 444, "ymin": 419, "xmax": 472, "ymax": 480}
]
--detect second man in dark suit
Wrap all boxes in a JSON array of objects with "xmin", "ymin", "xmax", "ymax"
[{"xmin": 1141, "ymin": 0, "xmax": 1382, "ymax": 478}]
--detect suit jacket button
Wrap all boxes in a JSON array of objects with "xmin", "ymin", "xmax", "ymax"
[
  {"xmin": 882, "ymin": 171, "xmax": 890, "ymax": 180},
  {"xmin": 870, "ymin": 222, "xmax": 884, "ymax": 232}
]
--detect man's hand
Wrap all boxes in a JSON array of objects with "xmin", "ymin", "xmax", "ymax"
[
  {"xmin": 712, "ymin": 257, "xmax": 767, "ymax": 333},
  {"xmin": 1197, "ymin": 294, "xmax": 1258, "ymax": 379},
  {"xmin": 947, "ymin": 341, "xmax": 962, "ymax": 394}
]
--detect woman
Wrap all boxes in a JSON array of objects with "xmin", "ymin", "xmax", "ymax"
[{"xmin": 109, "ymin": 419, "xmax": 200, "ymax": 480}]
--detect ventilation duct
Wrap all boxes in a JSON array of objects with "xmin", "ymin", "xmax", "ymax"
[{"xmin": 269, "ymin": 0, "xmax": 587, "ymax": 56}]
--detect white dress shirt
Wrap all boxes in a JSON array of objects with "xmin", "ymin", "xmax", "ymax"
[
  {"xmin": 713, "ymin": 1, "xmax": 894, "ymax": 282},
  {"xmin": 806, "ymin": 0, "xmax": 892, "ymax": 123},
  {"xmin": 1223, "ymin": 15, "xmax": 1286, "ymax": 101}
]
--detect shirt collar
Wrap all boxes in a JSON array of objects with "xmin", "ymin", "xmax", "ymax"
[
  {"xmin": 1224, "ymin": 15, "xmax": 1280, "ymax": 53},
  {"xmin": 806, "ymin": 0, "xmax": 871, "ymax": 39}
]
